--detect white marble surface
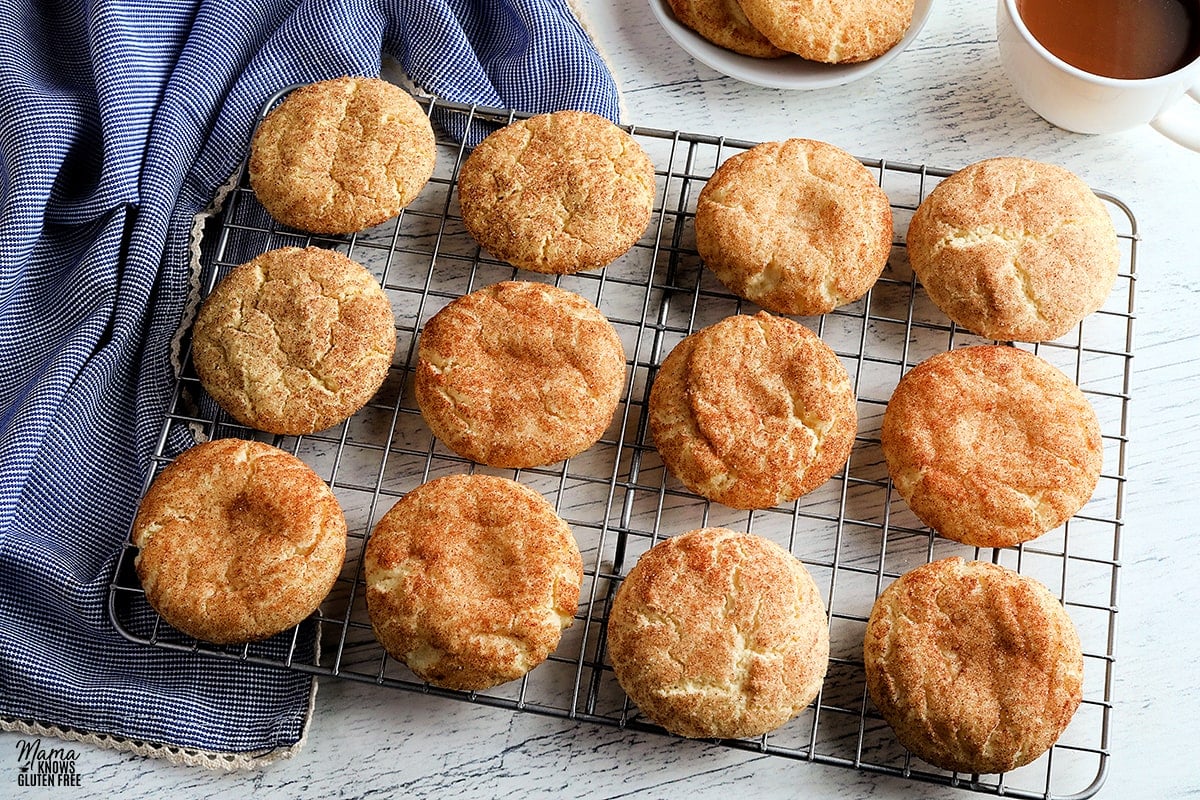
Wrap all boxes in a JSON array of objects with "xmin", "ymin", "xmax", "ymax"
[{"xmin": 5, "ymin": 0, "xmax": 1200, "ymax": 797}]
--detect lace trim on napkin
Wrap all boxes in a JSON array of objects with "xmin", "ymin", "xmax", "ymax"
[{"xmin": 1, "ymin": 678, "xmax": 317, "ymax": 771}]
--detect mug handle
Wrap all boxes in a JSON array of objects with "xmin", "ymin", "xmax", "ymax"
[{"xmin": 1150, "ymin": 86, "xmax": 1200, "ymax": 152}]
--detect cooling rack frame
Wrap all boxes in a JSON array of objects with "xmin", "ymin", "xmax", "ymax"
[{"xmin": 109, "ymin": 91, "xmax": 1136, "ymax": 799}]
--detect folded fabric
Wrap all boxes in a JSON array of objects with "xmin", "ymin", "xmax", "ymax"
[{"xmin": 0, "ymin": 0, "xmax": 620, "ymax": 763}]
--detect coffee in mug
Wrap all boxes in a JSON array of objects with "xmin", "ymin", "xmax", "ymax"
[
  {"xmin": 1016, "ymin": 0, "xmax": 1200, "ymax": 80},
  {"xmin": 997, "ymin": 0, "xmax": 1200, "ymax": 148}
]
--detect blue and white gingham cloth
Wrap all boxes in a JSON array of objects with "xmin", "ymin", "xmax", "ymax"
[{"xmin": 0, "ymin": 0, "xmax": 619, "ymax": 757}]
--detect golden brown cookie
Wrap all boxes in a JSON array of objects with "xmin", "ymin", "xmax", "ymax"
[
  {"xmin": 906, "ymin": 157, "xmax": 1120, "ymax": 342},
  {"xmin": 881, "ymin": 345, "xmax": 1103, "ymax": 548},
  {"xmin": 735, "ymin": 0, "xmax": 916, "ymax": 63},
  {"xmin": 364, "ymin": 474, "xmax": 583, "ymax": 691},
  {"xmin": 456, "ymin": 110, "xmax": 656, "ymax": 274},
  {"xmin": 414, "ymin": 280, "xmax": 626, "ymax": 468},
  {"xmin": 694, "ymin": 139, "xmax": 893, "ymax": 316},
  {"xmin": 607, "ymin": 527, "xmax": 829, "ymax": 739},
  {"xmin": 667, "ymin": 0, "xmax": 787, "ymax": 58},
  {"xmin": 132, "ymin": 438, "xmax": 347, "ymax": 644},
  {"xmin": 648, "ymin": 312, "xmax": 857, "ymax": 509},
  {"xmin": 863, "ymin": 558, "xmax": 1084, "ymax": 774},
  {"xmin": 249, "ymin": 76, "xmax": 436, "ymax": 234},
  {"xmin": 191, "ymin": 246, "xmax": 396, "ymax": 435}
]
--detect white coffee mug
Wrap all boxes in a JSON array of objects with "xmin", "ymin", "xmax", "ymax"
[{"xmin": 997, "ymin": 0, "xmax": 1200, "ymax": 150}]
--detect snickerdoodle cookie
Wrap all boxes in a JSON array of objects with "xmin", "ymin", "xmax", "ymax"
[
  {"xmin": 648, "ymin": 312, "xmax": 857, "ymax": 509},
  {"xmin": 364, "ymin": 474, "xmax": 583, "ymax": 691},
  {"xmin": 191, "ymin": 246, "xmax": 396, "ymax": 435},
  {"xmin": 414, "ymin": 281, "xmax": 626, "ymax": 468},
  {"xmin": 735, "ymin": 0, "xmax": 916, "ymax": 63},
  {"xmin": 695, "ymin": 139, "xmax": 893, "ymax": 316},
  {"xmin": 456, "ymin": 110, "xmax": 656, "ymax": 274},
  {"xmin": 666, "ymin": 0, "xmax": 786, "ymax": 58},
  {"xmin": 864, "ymin": 557, "xmax": 1084, "ymax": 774},
  {"xmin": 249, "ymin": 76, "xmax": 436, "ymax": 234},
  {"xmin": 881, "ymin": 345, "xmax": 1103, "ymax": 548},
  {"xmin": 132, "ymin": 438, "xmax": 347, "ymax": 644},
  {"xmin": 906, "ymin": 157, "xmax": 1120, "ymax": 342},
  {"xmin": 607, "ymin": 527, "xmax": 829, "ymax": 739}
]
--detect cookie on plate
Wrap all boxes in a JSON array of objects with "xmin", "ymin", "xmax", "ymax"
[
  {"xmin": 666, "ymin": 0, "xmax": 787, "ymax": 58},
  {"xmin": 695, "ymin": 139, "xmax": 893, "ymax": 316},
  {"xmin": 863, "ymin": 557, "xmax": 1084, "ymax": 774},
  {"xmin": 132, "ymin": 438, "xmax": 347, "ymax": 644},
  {"xmin": 607, "ymin": 527, "xmax": 829, "ymax": 739},
  {"xmin": 649, "ymin": 312, "xmax": 857, "ymax": 509},
  {"xmin": 881, "ymin": 345, "xmax": 1103, "ymax": 548},
  {"xmin": 906, "ymin": 157, "xmax": 1120, "ymax": 342},
  {"xmin": 456, "ymin": 110, "xmax": 656, "ymax": 274},
  {"xmin": 249, "ymin": 76, "xmax": 436, "ymax": 233},
  {"xmin": 415, "ymin": 280, "xmax": 626, "ymax": 468},
  {"xmin": 735, "ymin": 0, "xmax": 916, "ymax": 63},
  {"xmin": 191, "ymin": 246, "xmax": 396, "ymax": 435},
  {"xmin": 364, "ymin": 474, "xmax": 583, "ymax": 691}
]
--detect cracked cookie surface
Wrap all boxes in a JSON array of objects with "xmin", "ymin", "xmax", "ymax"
[
  {"xmin": 191, "ymin": 246, "xmax": 396, "ymax": 435},
  {"xmin": 648, "ymin": 312, "xmax": 857, "ymax": 509},
  {"xmin": 735, "ymin": 0, "xmax": 915, "ymax": 63},
  {"xmin": 456, "ymin": 110, "xmax": 656, "ymax": 274},
  {"xmin": 694, "ymin": 138, "xmax": 893, "ymax": 316},
  {"xmin": 863, "ymin": 558, "xmax": 1084, "ymax": 774},
  {"xmin": 414, "ymin": 280, "xmax": 626, "ymax": 468},
  {"xmin": 607, "ymin": 527, "xmax": 829, "ymax": 739},
  {"xmin": 249, "ymin": 76, "xmax": 436, "ymax": 234},
  {"xmin": 364, "ymin": 474, "xmax": 583, "ymax": 691},
  {"xmin": 880, "ymin": 345, "xmax": 1103, "ymax": 548},
  {"xmin": 132, "ymin": 438, "xmax": 347, "ymax": 644},
  {"xmin": 906, "ymin": 157, "xmax": 1119, "ymax": 342}
]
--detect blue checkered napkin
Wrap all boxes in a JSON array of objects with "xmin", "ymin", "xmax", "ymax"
[{"xmin": 0, "ymin": 0, "xmax": 619, "ymax": 757}]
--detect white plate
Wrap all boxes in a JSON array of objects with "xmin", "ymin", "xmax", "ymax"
[{"xmin": 648, "ymin": 0, "xmax": 935, "ymax": 89}]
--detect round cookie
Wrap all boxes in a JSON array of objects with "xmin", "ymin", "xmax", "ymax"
[
  {"xmin": 192, "ymin": 246, "xmax": 396, "ymax": 435},
  {"xmin": 364, "ymin": 474, "xmax": 583, "ymax": 691},
  {"xmin": 694, "ymin": 139, "xmax": 893, "ymax": 316},
  {"xmin": 607, "ymin": 527, "xmax": 829, "ymax": 739},
  {"xmin": 132, "ymin": 438, "xmax": 347, "ymax": 644},
  {"xmin": 666, "ymin": 0, "xmax": 787, "ymax": 58},
  {"xmin": 415, "ymin": 280, "xmax": 626, "ymax": 468},
  {"xmin": 881, "ymin": 345, "xmax": 1103, "ymax": 548},
  {"xmin": 648, "ymin": 312, "xmax": 857, "ymax": 509},
  {"xmin": 906, "ymin": 157, "xmax": 1120, "ymax": 342},
  {"xmin": 249, "ymin": 76, "xmax": 436, "ymax": 234},
  {"xmin": 456, "ymin": 110, "xmax": 656, "ymax": 274},
  {"xmin": 863, "ymin": 557, "xmax": 1084, "ymax": 774},
  {"xmin": 736, "ymin": 0, "xmax": 916, "ymax": 63}
]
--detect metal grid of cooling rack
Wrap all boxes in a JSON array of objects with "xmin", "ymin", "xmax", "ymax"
[{"xmin": 109, "ymin": 92, "xmax": 1136, "ymax": 799}]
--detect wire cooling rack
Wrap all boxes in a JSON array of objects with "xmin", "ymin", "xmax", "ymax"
[{"xmin": 109, "ymin": 91, "xmax": 1136, "ymax": 799}]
